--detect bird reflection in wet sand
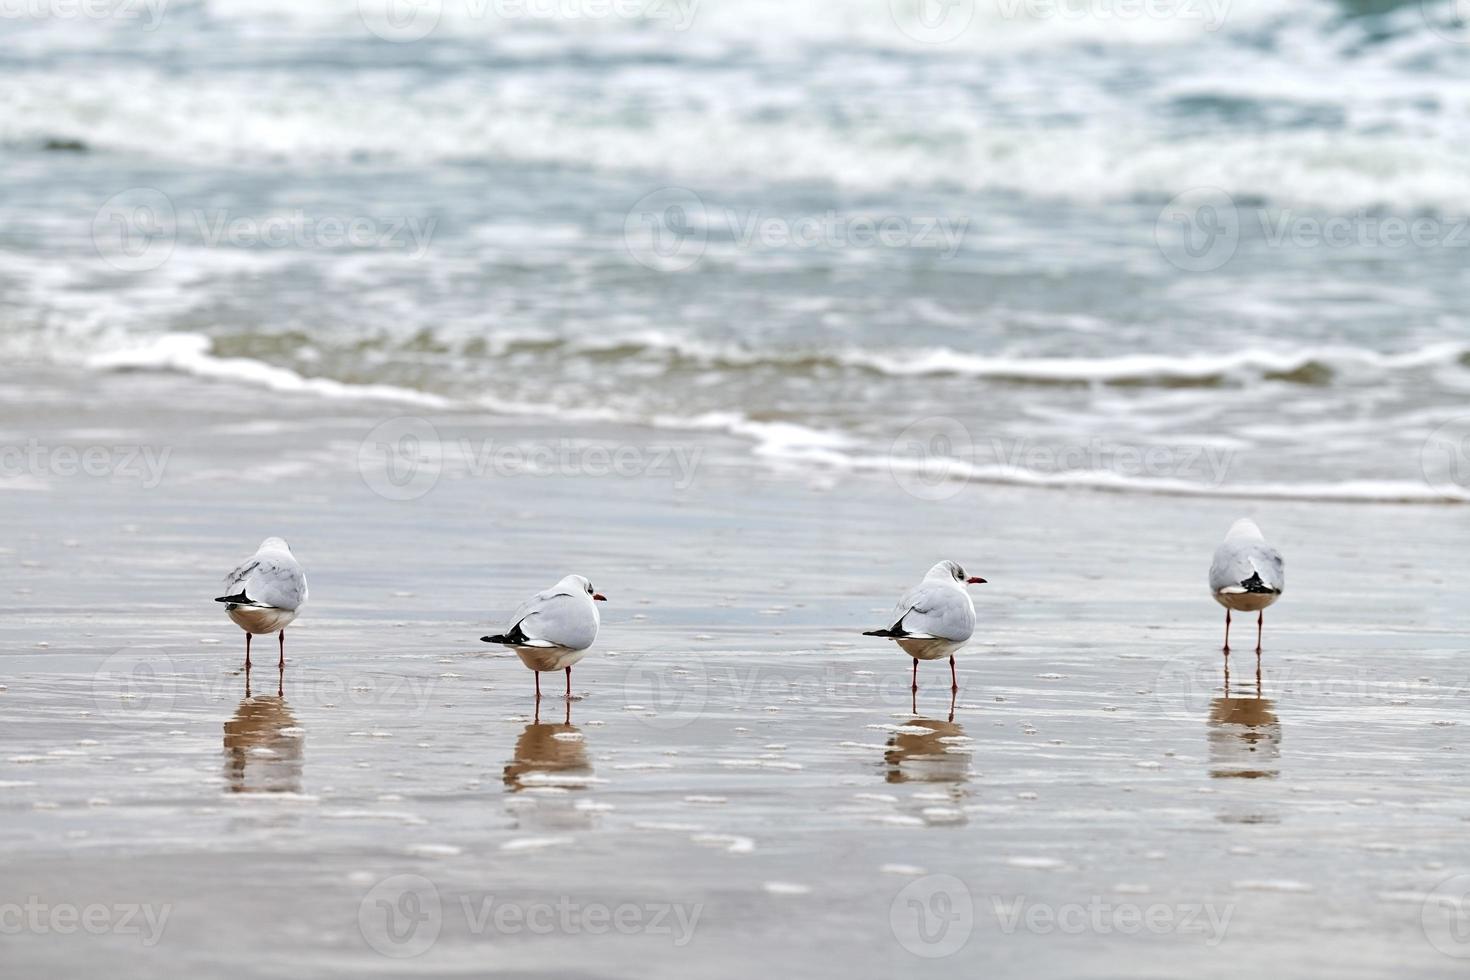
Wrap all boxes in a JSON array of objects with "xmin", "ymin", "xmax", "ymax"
[
  {"xmin": 223, "ymin": 664, "xmax": 303, "ymax": 793},
  {"xmin": 1208, "ymin": 659, "xmax": 1281, "ymax": 780},
  {"xmin": 884, "ymin": 695, "xmax": 971, "ymax": 785},
  {"xmin": 503, "ymin": 699, "xmax": 592, "ymax": 793}
]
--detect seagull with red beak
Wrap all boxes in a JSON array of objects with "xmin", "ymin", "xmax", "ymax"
[
  {"xmin": 863, "ymin": 560, "xmax": 986, "ymax": 694},
  {"xmin": 481, "ymin": 574, "xmax": 606, "ymax": 700}
]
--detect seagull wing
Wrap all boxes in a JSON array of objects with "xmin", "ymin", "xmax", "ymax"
[
  {"xmin": 1210, "ymin": 540, "xmax": 1284, "ymax": 595},
  {"xmin": 220, "ymin": 554, "xmax": 308, "ymax": 610},
  {"xmin": 507, "ymin": 590, "xmax": 598, "ymax": 651},
  {"xmin": 886, "ymin": 581, "xmax": 975, "ymax": 642}
]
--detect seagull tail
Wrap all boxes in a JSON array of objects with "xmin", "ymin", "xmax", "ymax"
[
  {"xmin": 481, "ymin": 622, "xmax": 530, "ymax": 646},
  {"xmin": 1229, "ymin": 572, "xmax": 1279, "ymax": 595}
]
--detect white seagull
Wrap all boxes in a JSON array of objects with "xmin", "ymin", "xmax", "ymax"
[
  {"xmin": 863, "ymin": 560, "xmax": 986, "ymax": 694},
  {"xmin": 1209, "ymin": 518, "xmax": 1284, "ymax": 654},
  {"xmin": 481, "ymin": 574, "xmax": 606, "ymax": 700},
  {"xmin": 215, "ymin": 537, "xmax": 308, "ymax": 669}
]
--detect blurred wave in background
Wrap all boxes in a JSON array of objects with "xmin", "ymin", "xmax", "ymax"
[{"xmin": 4, "ymin": 0, "xmax": 1470, "ymax": 499}]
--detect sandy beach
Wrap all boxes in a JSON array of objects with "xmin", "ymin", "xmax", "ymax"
[{"xmin": 3, "ymin": 366, "xmax": 1469, "ymax": 978}]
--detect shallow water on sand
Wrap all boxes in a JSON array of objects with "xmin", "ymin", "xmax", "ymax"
[{"xmin": 3, "ymin": 374, "xmax": 1470, "ymax": 977}]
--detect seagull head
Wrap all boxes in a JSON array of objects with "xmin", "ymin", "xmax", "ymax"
[
  {"xmin": 259, "ymin": 536, "xmax": 292, "ymax": 554},
  {"xmin": 562, "ymin": 574, "xmax": 607, "ymax": 602},
  {"xmin": 1226, "ymin": 518, "xmax": 1265, "ymax": 542},
  {"xmin": 929, "ymin": 560, "xmax": 986, "ymax": 586}
]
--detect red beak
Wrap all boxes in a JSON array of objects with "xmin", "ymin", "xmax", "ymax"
[
  {"xmin": 592, "ymin": 593, "xmax": 607, "ymax": 601},
  {"xmin": 966, "ymin": 576, "xmax": 987, "ymax": 584}
]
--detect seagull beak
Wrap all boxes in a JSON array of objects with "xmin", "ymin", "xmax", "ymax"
[
  {"xmin": 592, "ymin": 593, "xmax": 607, "ymax": 602},
  {"xmin": 966, "ymin": 576, "xmax": 987, "ymax": 584}
]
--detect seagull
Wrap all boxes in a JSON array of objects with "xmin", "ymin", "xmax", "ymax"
[
  {"xmin": 481, "ymin": 574, "xmax": 605, "ymax": 700},
  {"xmin": 215, "ymin": 537, "xmax": 308, "ymax": 670},
  {"xmin": 863, "ymin": 560, "xmax": 986, "ymax": 694},
  {"xmin": 1209, "ymin": 519, "xmax": 1284, "ymax": 654}
]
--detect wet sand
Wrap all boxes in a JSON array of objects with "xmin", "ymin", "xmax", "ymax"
[{"xmin": 3, "ymin": 368, "xmax": 1470, "ymax": 978}]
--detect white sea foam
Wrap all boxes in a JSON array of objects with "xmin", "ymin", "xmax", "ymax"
[
  {"xmin": 64, "ymin": 330, "xmax": 1470, "ymax": 504},
  {"xmin": 7, "ymin": 1, "xmax": 1470, "ymax": 211},
  {"xmin": 85, "ymin": 333, "xmax": 453, "ymax": 408}
]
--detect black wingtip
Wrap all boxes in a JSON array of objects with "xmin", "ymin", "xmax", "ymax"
[
  {"xmin": 863, "ymin": 628, "xmax": 904, "ymax": 638},
  {"xmin": 215, "ymin": 592, "xmax": 251, "ymax": 605},
  {"xmin": 481, "ymin": 634, "xmax": 510, "ymax": 645},
  {"xmin": 1239, "ymin": 572, "xmax": 1279, "ymax": 595}
]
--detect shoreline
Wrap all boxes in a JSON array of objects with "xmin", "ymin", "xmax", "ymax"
[{"xmin": 3, "ymin": 365, "xmax": 1470, "ymax": 978}]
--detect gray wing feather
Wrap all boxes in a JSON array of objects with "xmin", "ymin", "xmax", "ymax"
[
  {"xmin": 1209, "ymin": 541, "xmax": 1284, "ymax": 593},
  {"xmin": 892, "ymin": 583, "xmax": 975, "ymax": 642},
  {"xmin": 511, "ymin": 591, "xmax": 597, "ymax": 651},
  {"xmin": 225, "ymin": 556, "xmax": 308, "ymax": 610}
]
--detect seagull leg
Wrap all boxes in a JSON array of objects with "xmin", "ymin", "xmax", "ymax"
[
  {"xmin": 534, "ymin": 672, "xmax": 542, "ymax": 701},
  {"xmin": 245, "ymin": 632, "xmax": 252, "ymax": 670},
  {"xmin": 277, "ymin": 662, "xmax": 284, "ymax": 699},
  {"xmin": 910, "ymin": 658, "xmax": 919, "ymax": 694},
  {"xmin": 278, "ymin": 628, "xmax": 286, "ymax": 670},
  {"xmin": 1223, "ymin": 609, "xmax": 1232, "ymax": 654},
  {"xmin": 565, "ymin": 666, "xmax": 572, "ymax": 701},
  {"xmin": 949, "ymin": 656, "xmax": 958, "ymax": 694},
  {"xmin": 1256, "ymin": 611, "xmax": 1263, "ymax": 654}
]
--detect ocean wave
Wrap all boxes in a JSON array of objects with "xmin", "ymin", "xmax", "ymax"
[
  {"xmin": 470, "ymin": 330, "xmax": 1470, "ymax": 386},
  {"xmin": 8, "ymin": 1, "xmax": 1470, "ymax": 212},
  {"xmin": 84, "ymin": 329, "xmax": 1470, "ymax": 393},
  {"xmin": 69, "ymin": 331, "xmax": 1470, "ymax": 505},
  {"xmin": 12, "ymin": 77, "xmax": 1470, "ymax": 213},
  {"xmin": 773, "ymin": 444, "xmax": 1470, "ymax": 504},
  {"xmin": 86, "ymin": 333, "xmax": 455, "ymax": 408}
]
